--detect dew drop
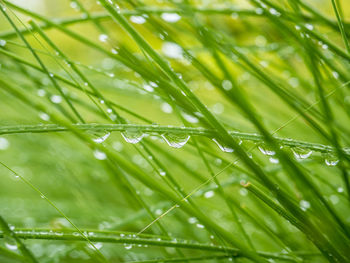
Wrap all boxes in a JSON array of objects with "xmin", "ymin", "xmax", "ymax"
[
  {"xmin": 258, "ymin": 145, "xmax": 275, "ymax": 156},
  {"xmin": 130, "ymin": 15, "xmax": 146, "ymax": 24},
  {"xmin": 204, "ymin": 190, "xmax": 215, "ymax": 199},
  {"xmin": 93, "ymin": 132, "xmax": 110, "ymax": 143},
  {"xmin": 0, "ymin": 137, "xmax": 10, "ymax": 150},
  {"xmin": 0, "ymin": 39, "xmax": 7, "ymax": 47},
  {"xmin": 269, "ymin": 157, "xmax": 279, "ymax": 164},
  {"xmin": 222, "ymin": 79, "xmax": 232, "ymax": 91},
  {"xmin": 70, "ymin": 1, "xmax": 79, "ymax": 10},
  {"xmin": 37, "ymin": 89, "xmax": 46, "ymax": 97},
  {"xmin": 39, "ymin": 112, "xmax": 50, "ymax": 121},
  {"xmin": 50, "ymin": 95, "xmax": 62, "ymax": 104},
  {"xmin": 98, "ymin": 34, "xmax": 108, "ymax": 42},
  {"xmin": 181, "ymin": 112, "xmax": 199, "ymax": 123},
  {"xmin": 162, "ymin": 133, "xmax": 190, "ymax": 148},
  {"xmin": 161, "ymin": 13, "xmax": 181, "ymax": 23},
  {"xmin": 121, "ymin": 128, "xmax": 144, "ymax": 144},
  {"xmin": 269, "ymin": 8, "xmax": 281, "ymax": 16},
  {"xmin": 212, "ymin": 138, "xmax": 234, "ymax": 153},
  {"xmin": 124, "ymin": 244, "xmax": 132, "ymax": 250},
  {"xmin": 143, "ymin": 84, "xmax": 154, "ymax": 92},
  {"xmin": 161, "ymin": 102, "xmax": 173, "ymax": 113},
  {"xmin": 325, "ymin": 154, "xmax": 339, "ymax": 166},
  {"xmin": 4, "ymin": 235, "xmax": 17, "ymax": 250},
  {"xmin": 292, "ymin": 147, "xmax": 312, "ymax": 159},
  {"xmin": 188, "ymin": 217, "xmax": 197, "ymax": 224},
  {"xmin": 93, "ymin": 150, "xmax": 107, "ymax": 160},
  {"xmin": 299, "ymin": 200, "xmax": 310, "ymax": 211},
  {"xmin": 305, "ymin": 24, "xmax": 314, "ymax": 30},
  {"xmin": 255, "ymin": 8, "xmax": 264, "ymax": 15},
  {"xmin": 162, "ymin": 42, "xmax": 183, "ymax": 59},
  {"xmin": 196, "ymin": 223, "xmax": 205, "ymax": 229}
]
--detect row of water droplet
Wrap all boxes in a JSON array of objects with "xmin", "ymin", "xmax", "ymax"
[{"xmin": 89, "ymin": 130, "xmax": 340, "ymax": 166}]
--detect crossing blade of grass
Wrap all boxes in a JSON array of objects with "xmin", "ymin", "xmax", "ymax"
[{"xmin": 0, "ymin": 215, "xmax": 38, "ymax": 263}]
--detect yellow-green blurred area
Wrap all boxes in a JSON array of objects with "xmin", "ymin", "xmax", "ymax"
[{"xmin": 0, "ymin": 0, "xmax": 350, "ymax": 262}]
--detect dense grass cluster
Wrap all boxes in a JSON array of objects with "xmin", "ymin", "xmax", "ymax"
[{"xmin": 0, "ymin": 0, "xmax": 350, "ymax": 262}]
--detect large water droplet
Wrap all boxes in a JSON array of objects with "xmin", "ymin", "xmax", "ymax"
[
  {"xmin": 50, "ymin": 95, "xmax": 62, "ymax": 104},
  {"xmin": 0, "ymin": 39, "xmax": 7, "ymax": 47},
  {"xmin": 0, "ymin": 137, "xmax": 9, "ymax": 150},
  {"xmin": 162, "ymin": 133, "xmax": 190, "ymax": 148},
  {"xmin": 299, "ymin": 200, "xmax": 310, "ymax": 211},
  {"xmin": 204, "ymin": 190, "xmax": 215, "ymax": 199},
  {"xmin": 161, "ymin": 13, "xmax": 181, "ymax": 23},
  {"xmin": 98, "ymin": 34, "xmax": 108, "ymax": 42},
  {"xmin": 162, "ymin": 42, "xmax": 183, "ymax": 59},
  {"xmin": 181, "ymin": 112, "xmax": 199, "ymax": 123},
  {"xmin": 93, "ymin": 150, "xmax": 107, "ymax": 160},
  {"xmin": 130, "ymin": 15, "xmax": 146, "ymax": 24},
  {"xmin": 212, "ymin": 138, "xmax": 234, "ymax": 153},
  {"xmin": 292, "ymin": 147, "xmax": 312, "ymax": 159},
  {"xmin": 124, "ymin": 244, "xmax": 132, "ymax": 250},
  {"xmin": 121, "ymin": 129, "xmax": 144, "ymax": 144},
  {"xmin": 258, "ymin": 145, "xmax": 275, "ymax": 156},
  {"xmin": 325, "ymin": 154, "xmax": 339, "ymax": 166},
  {"xmin": 4, "ymin": 235, "xmax": 17, "ymax": 250},
  {"xmin": 93, "ymin": 132, "xmax": 110, "ymax": 143}
]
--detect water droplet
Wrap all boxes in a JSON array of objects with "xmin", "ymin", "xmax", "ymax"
[
  {"xmin": 188, "ymin": 217, "xmax": 197, "ymax": 224},
  {"xmin": 181, "ymin": 112, "xmax": 199, "ymax": 123},
  {"xmin": 161, "ymin": 103, "xmax": 173, "ymax": 113},
  {"xmin": 161, "ymin": 12, "xmax": 181, "ymax": 23},
  {"xmin": 332, "ymin": 71, "xmax": 339, "ymax": 79},
  {"xmin": 204, "ymin": 190, "xmax": 215, "ymax": 198},
  {"xmin": 50, "ymin": 95, "xmax": 62, "ymax": 104},
  {"xmin": 121, "ymin": 128, "xmax": 144, "ymax": 144},
  {"xmin": 0, "ymin": 137, "xmax": 9, "ymax": 150},
  {"xmin": 93, "ymin": 132, "xmax": 110, "ymax": 143},
  {"xmin": 222, "ymin": 80, "xmax": 232, "ymax": 91},
  {"xmin": 330, "ymin": 195, "xmax": 339, "ymax": 205},
  {"xmin": 159, "ymin": 170, "xmax": 166, "ymax": 176},
  {"xmin": 162, "ymin": 133, "xmax": 190, "ymax": 148},
  {"xmin": 162, "ymin": 42, "xmax": 183, "ymax": 59},
  {"xmin": 98, "ymin": 34, "xmax": 108, "ymax": 42},
  {"xmin": 305, "ymin": 24, "xmax": 314, "ymax": 30},
  {"xmin": 325, "ymin": 154, "xmax": 339, "ymax": 166},
  {"xmin": 269, "ymin": 157, "xmax": 279, "ymax": 164},
  {"xmin": 0, "ymin": 39, "xmax": 7, "ymax": 47},
  {"xmin": 70, "ymin": 1, "xmax": 79, "ymax": 10},
  {"xmin": 212, "ymin": 138, "xmax": 234, "ymax": 153},
  {"xmin": 299, "ymin": 200, "xmax": 310, "ymax": 211},
  {"xmin": 269, "ymin": 8, "xmax": 281, "ymax": 16},
  {"xmin": 292, "ymin": 147, "xmax": 312, "ymax": 159},
  {"xmin": 93, "ymin": 150, "xmax": 107, "ymax": 160},
  {"xmin": 196, "ymin": 223, "xmax": 205, "ymax": 229},
  {"xmin": 337, "ymin": 187, "xmax": 344, "ymax": 193},
  {"xmin": 239, "ymin": 188, "xmax": 248, "ymax": 196},
  {"xmin": 37, "ymin": 89, "xmax": 46, "ymax": 97},
  {"xmin": 4, "ymin": 235, "xmax": 17, "ymax": 250},
  {"xmin": 124, "ymin": 244, "xmax": 132, "ymax": 250},
  {"xmin": 258, "ymin": 145, "xmax": 275, "ymax": 156},
  {"xmin": 143, "ymin": 84, "xmax": 154, "ymax": 92},
  {"xmin": 255, "ymin": 8, "xmax": 264, "ymax": 15},
  {"xmin": 39, "ymin": 112, "xmax": 50, "ymax": 121},
  {"xmin": 130, "ymin": 15, "xmax": 146, "ymax": 24}
]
